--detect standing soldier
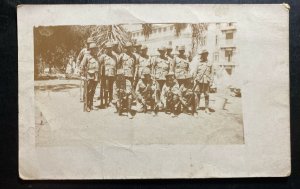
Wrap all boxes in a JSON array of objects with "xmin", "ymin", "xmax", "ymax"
[
  {"xmin": 112, "ymin": 69, "xmax": 134, "ymax": 119},
  {"xmin": 136, "ymin": 45, "xmax": 151, "ymax": 81},
  {"xmin": 179, "ymin": 74, "xmax": 198, "ymax": 117},
  {"xmin": 133, "ymin": 43, "xmax": 142, "ymax": 59},
  {"xmin": 160, "ymin": 72, "xmax": 181, "ymax": 117},
  {"xmin": 191, "ymin": 49, "xmax": 213, "ymax": 114},
  {"xmin": 118, "ymin": 42, "xmax": 138, "ymax": 86},
  {"xmin": 135, "ymin": 67, "xmax": 160, "ymax": 116},
  {"xmin": 166, "ymin": 45, "xmax": 174, "ymax": 59},
  {"xmin": 112, "ymin": 41, "xmax": 121, "ymax": 60},
  {"xmin": 152, "ymin": 46, "xmax": 173, "ymax": 91},
  {"xmin": 98, "ymin": 42, "xmax": 118, "ymax": 108},
  {"xmin": 80, "ymin": 43, "xmax": 99, "ymax": 112},
  {"xmin": 77, "ymin": 37, "xmax": 95, "ymax": 102},
  {"xmin": 173, "ymin": 45, "xmax": 190, "ymax": 86}
]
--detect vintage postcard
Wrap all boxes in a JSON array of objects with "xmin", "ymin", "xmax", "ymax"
[{"xmin": 18, "ymin": 4, "xmax": 290, "ymax": 179}]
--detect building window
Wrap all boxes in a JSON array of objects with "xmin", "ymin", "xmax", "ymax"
[
  {"xmin": 158, "ymin": 28, "xmax": 161, "ymax": 33},
  {"xmin": 163, "ymin": 27, "xmax": 167, "ymax": 32},
  {"xmin": 225, "ymin": 50, "xmax": 233, "ymax": 62},
  {"xmin": 215, "ymin": 35, "xmax": 218, "ymax": 45},
  {"xmin": 153, "ymin": 29, "xmax": 156, "ymax": 33},
  {"xmin": 136, "ymin": 32, "xmax": 139, "ymax": 36},
  {"xmin": 226, "ymin": 32, "xmax": 233, "ymax": 40},
  {"xmin": 214, "ymin": 52, "xmax": 219, "ymax": 62},
  {"xmin": 228, "ymin": 22, "xmax": 233, "ymax": 26},
  {"xmin": 170, "ymin": 26, "xmax": 174, "ymax": 31},
  {"xmin": 202, "ymin": 36, "xmax": 207, "ymax": 45}
]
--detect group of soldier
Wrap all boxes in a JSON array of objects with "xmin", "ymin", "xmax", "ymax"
[{"xmin": 77, "ymin": 37, "xmax": 213, "ymax": 119}]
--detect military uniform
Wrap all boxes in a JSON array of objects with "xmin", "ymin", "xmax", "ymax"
[
  {"xmin": 174, "ymin": 54, "xmax": 190, "ymax": 86},
  {"xmin": 152, "ymin": 47, "xmax": 172, "ymax": 91},
  {"xmin": 135, "ymin": 68, "xmax": 160, "ymax": 114},
  {"xmin": 80, "ymin": 46, "xmax": 100, "ymax": 111},
  {"xmin": 112, "ymin": 69, "xmax": 134, "ymax": 119},
  {"xmin": 118, "ymin": 42, "xmax": 137, "ymax": 84},
  {"xmin": 137, "ymin": 55, "xmax": 151, "ymax": 79},
  {"xmin": 192, "ymin": 50, "xmax": 213, "ymax": 111},
  {"xmin": 99, "ymin": 47, "xmax": 117, "ymax": 106},
  {"xmin": 77, "ymin": 37, "xmax": 95, "ymax": 102},
  {"xmin": 161, "ymin": 73, "xmax": 181, "ymax": 116}
]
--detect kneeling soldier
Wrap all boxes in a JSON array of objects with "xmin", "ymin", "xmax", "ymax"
[
  {"xmin": 179, "ymin": 74, "xmax": 198, "ymax": 117},
  {"xmin": 112, "ymin": 69, "xmax": 134, "ymax": 119},
  {"xmin": 161, "ymin": 72, "xmax": 181, "ymax": 117},
  {"xmin": 135, "ymin": 67, "xmax": 160, "ymax": 116}
]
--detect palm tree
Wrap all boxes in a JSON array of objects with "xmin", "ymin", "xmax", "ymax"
[
  {"xmin": 141, "ymin": 24, "xmax": 152, "ymax": 40},
  {"xmin": 90, "ymin": 25, "xmax": 132, "ymax": 51}
]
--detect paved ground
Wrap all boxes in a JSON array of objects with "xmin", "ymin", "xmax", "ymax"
[{"xmin": 34, "ymin": 79, "xmax": 244, "ymax": 146}]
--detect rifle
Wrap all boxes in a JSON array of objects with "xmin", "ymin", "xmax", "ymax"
[{"xmin": 83, "ymin": 71, "xmax": 88, "ymax": 112}]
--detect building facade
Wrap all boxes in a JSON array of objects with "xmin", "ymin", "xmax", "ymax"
[{"xmin": 127, "ymin": 23, "xmax": 238, "ymax": 75}]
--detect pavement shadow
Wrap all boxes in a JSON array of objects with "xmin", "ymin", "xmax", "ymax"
[{"xmin": 35, "ymin": 84, "xmax": 80, "ymax": 92}]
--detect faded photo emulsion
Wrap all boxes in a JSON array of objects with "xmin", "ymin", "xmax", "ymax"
[{"xmin": 34, "ymin": 23, "xmax": 244, "ymax": 146}]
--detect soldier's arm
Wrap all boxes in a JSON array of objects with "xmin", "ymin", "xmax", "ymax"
[{"xmin": 80, "ymin": 55, "xmax": 88, "ymax": 76}]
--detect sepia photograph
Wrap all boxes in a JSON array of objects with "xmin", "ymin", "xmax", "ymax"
[
  {"xmin": 18, "ymin": 4, "xmax": 290, "ymax": 179},
  {"xmin": 34, "ymin": 23, "xmax": 244, "ymax": 146}
]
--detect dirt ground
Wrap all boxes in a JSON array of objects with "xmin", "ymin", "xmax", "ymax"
[{"xmin": 34, "ymin": 79, "xmax": 244, "ymax": 146}]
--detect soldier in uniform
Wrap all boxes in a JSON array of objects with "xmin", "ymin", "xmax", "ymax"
[
  {"xmin": 98, "ymin": 42, "xmax": 118, "ymax": 107},
  {"xmin": 173, "ymin": 45, "xmax": 190, "ymax": 86},
  {"xmin": 112, "ymin": 69, "xmax": 134, "ymax": 119},
  {"xmin": 152, "ymin": 46, "xmax": 173, "ymax": 91},
  {"xmin": 118, "ymin": 42, "xmax": 138, "ymax": 86},
  {"xmin": 135, "ymin": 67, "xmax": 160, "ymax": 116},
  {"xmin": 136, "ymin": 45, "xmax": 151, "ymax": 81},
  {"xmin": 112, "ymin": 41, "xmax": 121, "ymax": 60},
  {"xmin": 161, "ymin": 72, "xmax": 181, "ymax": 117},
  {"xmin": 133, "ymin": 43, "xmax": 142, "ymax": 58},
  {"xmin": 166, "ymin": 45, "xmax": 174, "ymax": 59},
  {"xmin": 80, "ymin": 43, "xmax": 100, "ymax": 112},
  {"xmin": 191, "ymin": 49, "xmax": 213, "ymax": 113},
  {"xmin": 179, "ymin": 73, "xmax": 198, "ymax": 117},
  {"xmin": 77, "ymin": 37, "xmax": 95, "ymax": 102}
]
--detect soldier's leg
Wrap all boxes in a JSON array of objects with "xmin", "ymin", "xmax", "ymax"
[
  {"xmin": 203, "ymin": 83, "xmax": 210, "ymax": 113},
  {"xmin": 172, "ymin": 94, "xmax": 181, "ymax": 116},
  {"xmin": 108, "ymin": 76, "xmax": 114, "ymax": 104},
  {"xmin": 104, "ymin": 76, "xmax": 109, "ymax": 107},
  {"xmin": 127, "ymin": 94, "xmax": 133, "ymax": 119},
  {"xmin": 198, "ymin": 82, "xmax": 205, "ymax": 110},
  {"xmin": 86, "ymin": 80, "xmax": 93, "ymax": 111},
  {"xmin": 90, "ymin": 81, "xmax": 98, "ymax": 109},
  {"xmin": 100, "ymin": 77, "xmax": 106, "ymax": 107}
]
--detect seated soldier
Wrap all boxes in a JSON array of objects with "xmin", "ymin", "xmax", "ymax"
[
  {"xmin": 179, "ymin": 74, "xmax": 198, "ymax": 117},
  {"xmin": 160, "ymin": 72, "xmax": 181, "ymax": 117},
  {"xmin": 135, "ymin": 67, "xmax": 160, "ymax": 116},
  {"xmin": 112, "ymin": 69, "xmax": 134, "ymax": 119}
]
